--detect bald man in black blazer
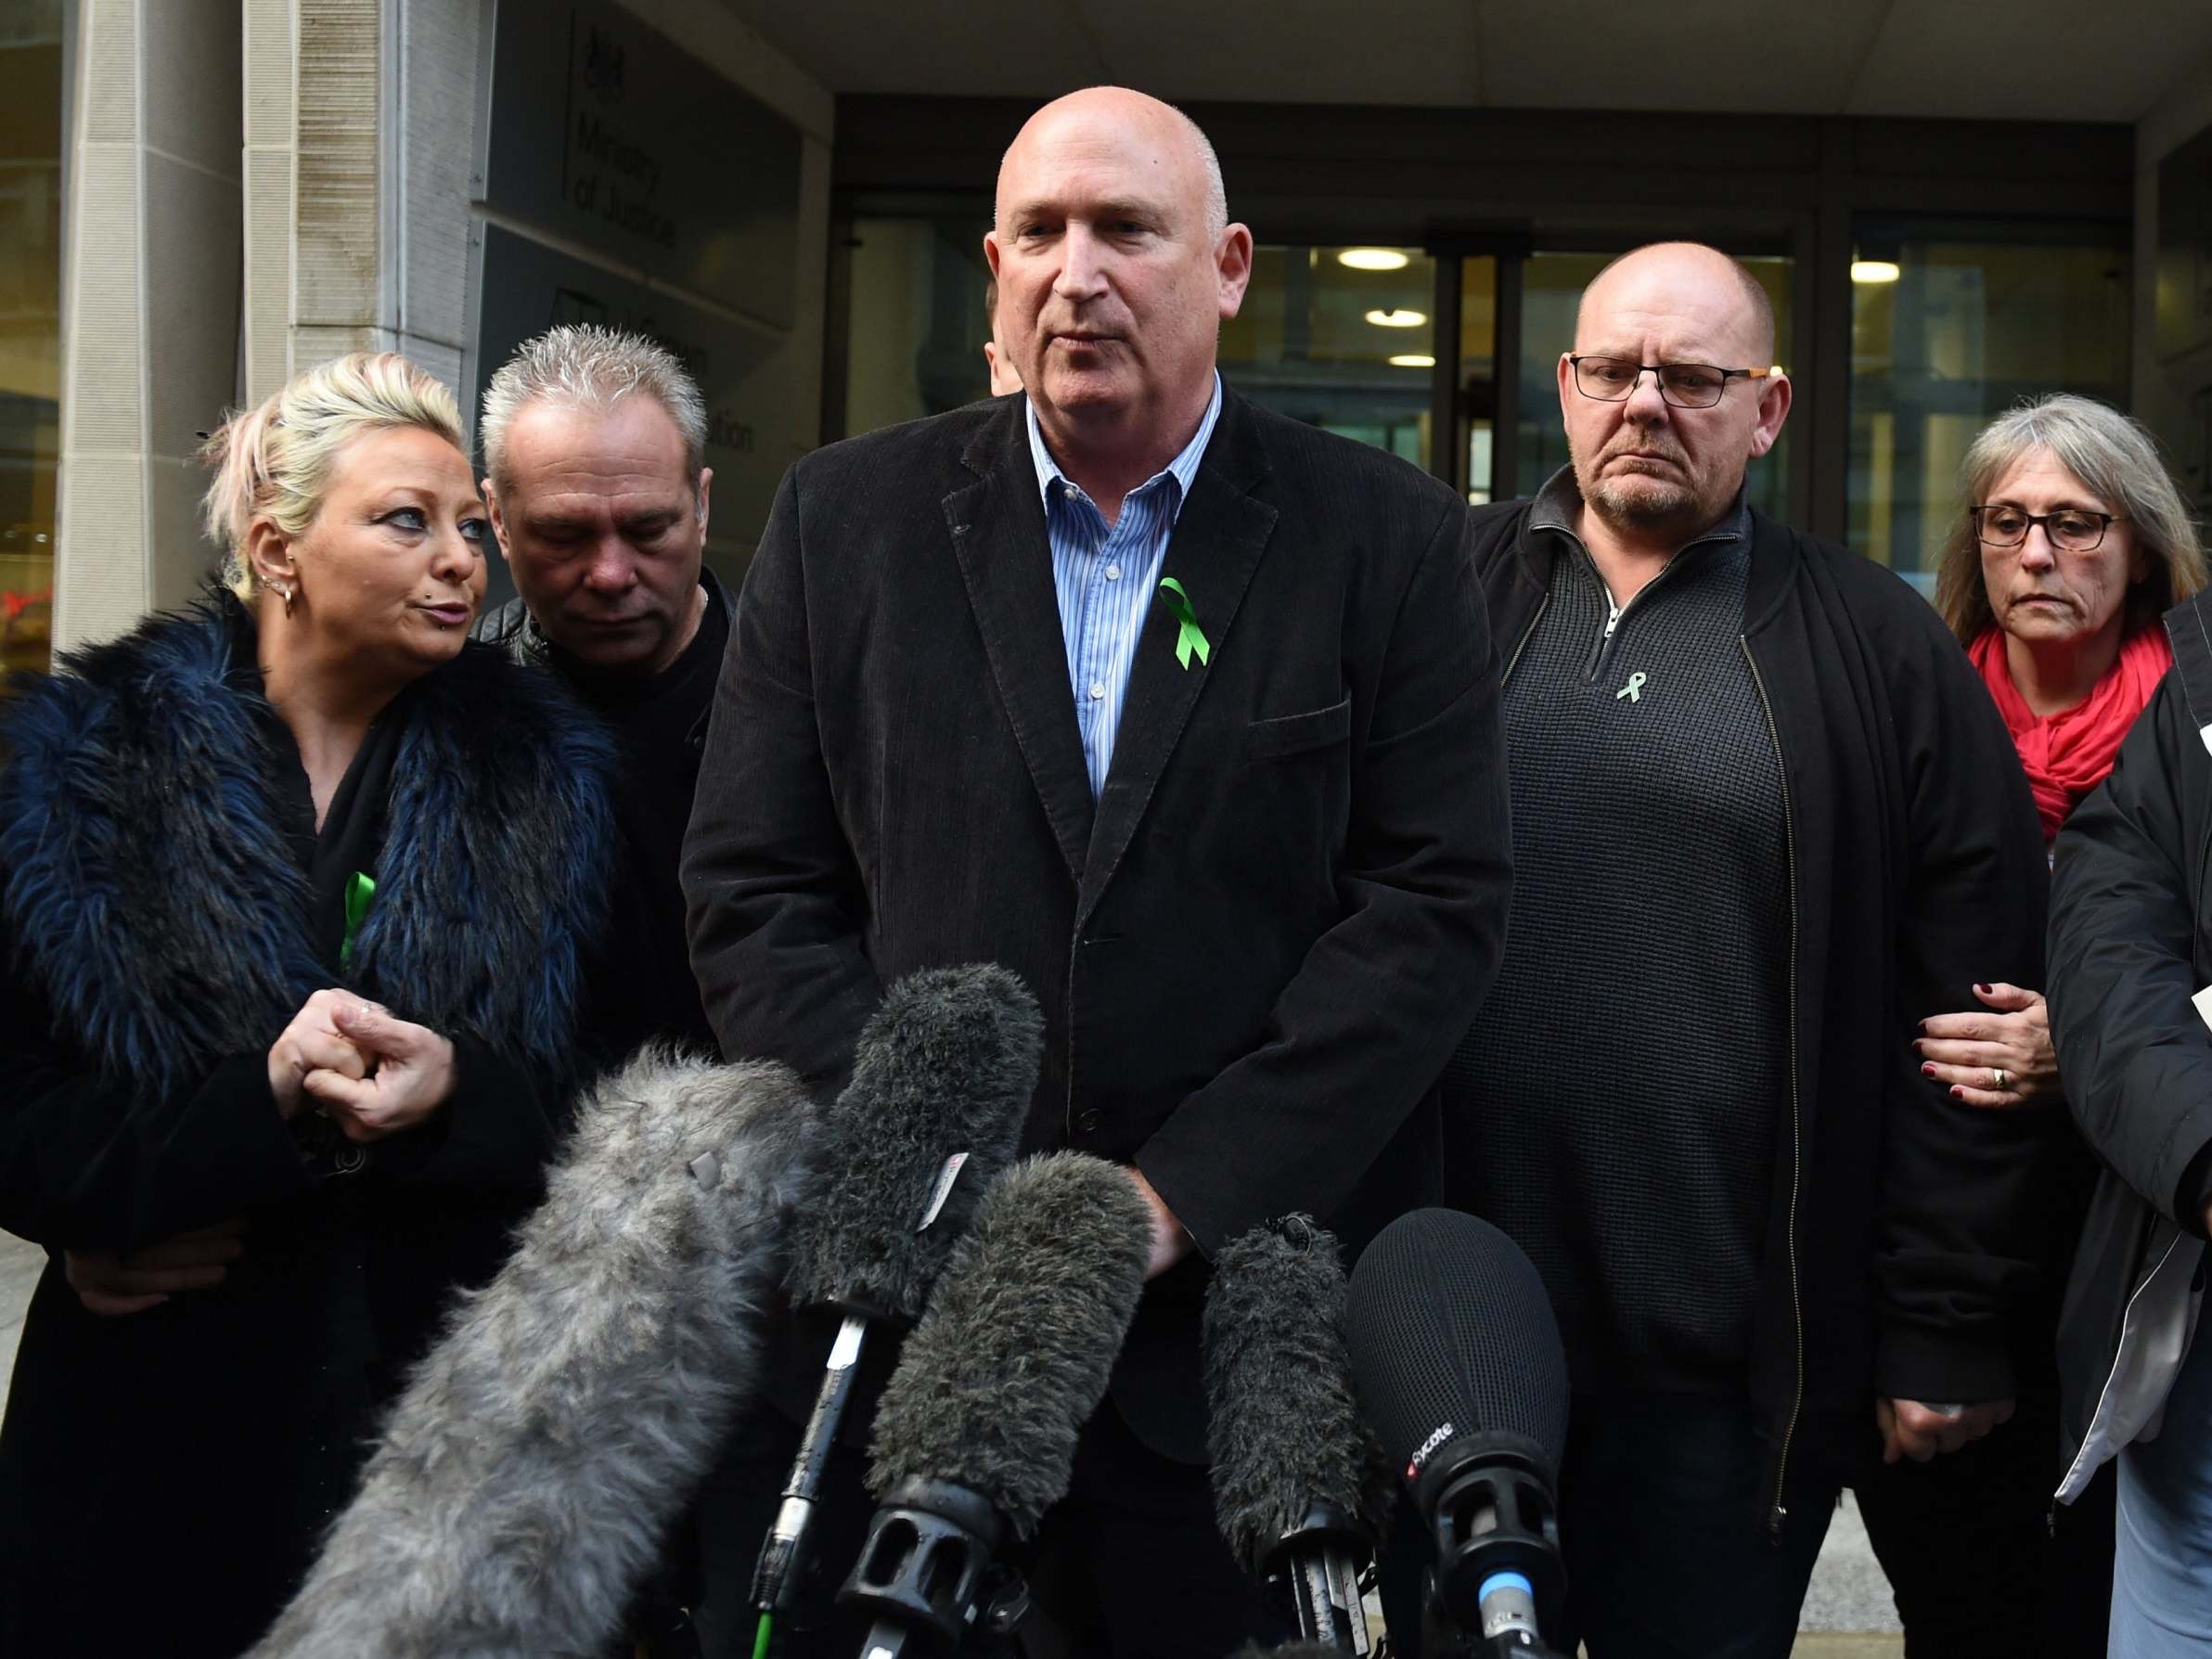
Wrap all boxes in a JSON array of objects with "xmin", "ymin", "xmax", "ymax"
[{"xmin": 682, "ymin": 86, "xmax": 1511, "ymax": 1658}]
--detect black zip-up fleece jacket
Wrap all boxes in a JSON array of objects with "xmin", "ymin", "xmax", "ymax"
[
  {"xmin": 1461, "ymin": 498, "xmax": 2053, "ymax": 1513},
  {"xmin": 2048, "ymin": 592, "xmax": 2212, "ymax": 1495}
]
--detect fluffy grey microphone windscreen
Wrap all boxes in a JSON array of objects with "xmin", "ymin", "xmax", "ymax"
[
  {"xmin": 783, "ymin": 964, "xmax": 1042, "ymax": 1321},
  {"xmin": 1202, "ymin": 1214, "xmax": 1395, "ymax": 1572},
  {"xmin": 865, "ymin": 1152, "xmax": 1151, "ymax": 1538},
  {"xmin": 248, "ymin": 1050, "xmax": 819, "ymax": 1659}
]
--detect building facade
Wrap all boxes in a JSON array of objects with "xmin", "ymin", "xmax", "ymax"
[{"xmin": 14, "ymin": 0, "xmax": 2212, "ymax": 656}]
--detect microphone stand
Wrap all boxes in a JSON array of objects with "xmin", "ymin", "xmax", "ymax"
[
  {"xmin": 1267, "ymin": 1502, "xmax": 1373, "ymax": 1653},
  {"xmin": 1421, "ymin": 1445, "xmax": 1568, "ymax": 1659},
  {"xmin": 751, "ymin": 1314, "xmax": 869, "ymax": 1641},
  {"xmin": 840, "ymin": 1477, "xmax": 1027, "ymax": 1657}
]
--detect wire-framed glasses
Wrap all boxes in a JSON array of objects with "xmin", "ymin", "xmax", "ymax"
[
  {"xmin": 1569, "ymin": 355, "xmax": 1775, "ymax": 409},
  {"xmin": 1973, "ymin": 506, "xmax": 2122, "ymax": 553}
]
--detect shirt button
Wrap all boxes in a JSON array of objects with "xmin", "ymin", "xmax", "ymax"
[
  {"xmin": 1089, "ymin": 681, "xmax": 1106, "ymax": 701},
  {"xmin": 1105, "ymin": 562, "xmax": 1122, "ymax": 580},
  {"xmin": 1077, "ymin": 1110, "xmax": 1100, "ymax": 1133}
]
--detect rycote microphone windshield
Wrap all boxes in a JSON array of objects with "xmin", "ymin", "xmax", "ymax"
[
  {"xmin": 753, "ymin": 965, "xmax": 1042, "ymax": 1634},
  {"xmin": 842, "ymin": 1152, "xmax": 1152, "ymax": 1654},
  {"xmin": 783, "ymin": 963, "xmax": 1041, "ymax": 1320},
  {"xmin": 1344, "ymin": 1209, "xmax": 1570, "ymax": 1657},
  {"xmin": 1204, "ymin": 1214, "xmax": 1393, "ymax": 1653},
  {"xmin": 249, "ymin": 1050, "xmax": 819, "ymax": 1659}
]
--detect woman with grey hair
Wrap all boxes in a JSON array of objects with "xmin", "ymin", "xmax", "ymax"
[
  {"xmin": 1919, "ymin": 392, "xmax": 2206, "ymax": 1107},
  {"xmin": 1862, "ymin": 392, "xmax": 2206, "ymax": 1656}
]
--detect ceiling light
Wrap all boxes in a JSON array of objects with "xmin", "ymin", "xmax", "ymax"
[
  {"xmin": 1850, "ymin": 260, "xmax": 1901, "ymax": 285},
  {"xmin": 1339, "ymin": 249, "xmax": 1411, "ymax": 272},
  {"xmin": 1365, "ymin": 309, "xmax": 1427, "ymax": 328},
  {"xmin": 1389, "ymin": 354, "xmax": 1436, "ymax": 368}
]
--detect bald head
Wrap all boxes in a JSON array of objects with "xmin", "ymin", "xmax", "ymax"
[
  {"xmin": 1560, "ymin": 239, "xmax": 1793, "ymax": 548},
  {"xmin": 996, "ymin": 86, "xmax": 1228, "ymax": 240},
  {"xmin": 1578, "ymin": 242, "xmax": 1776, "ymax": 367},
  {"xmin": 983, "ymin": 84, "xmax": 1253, "ymax": 505}
]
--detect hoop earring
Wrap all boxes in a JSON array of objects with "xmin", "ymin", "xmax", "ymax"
[{"xmin": 276, "ymin": 583, "xmax": 295, "ymax": 615}]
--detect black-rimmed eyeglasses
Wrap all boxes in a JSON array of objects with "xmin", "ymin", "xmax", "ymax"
[
  {"xmin": 1569, "ymin": 355, "xmax": 1776, "ymax": 409},
  {"xmin": 1973, "ymin": 506, "xmax": 2123, "ymax": 553}
]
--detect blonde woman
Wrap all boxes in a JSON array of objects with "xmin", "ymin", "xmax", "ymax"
[{"xmin": 0, "ymin": 355, "xmax": 615, "ymax": 1657}]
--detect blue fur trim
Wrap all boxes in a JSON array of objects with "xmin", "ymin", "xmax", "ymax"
[{"xmin": 0, "ymin": 597, "xmax": 616, "ymax": 1096}]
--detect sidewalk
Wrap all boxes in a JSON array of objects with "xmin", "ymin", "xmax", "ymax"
[
  {"xmin": 0, "ymin": 1228, "xmax": 1900, "ymax": 1654},
  {"xmin": 1, "ymin": 1228, "xmax": 37, "ymax": 1409}
]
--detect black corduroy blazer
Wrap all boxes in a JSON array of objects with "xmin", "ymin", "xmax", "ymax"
[{"xmin": 683, "ymin": 386, "xmax": 1513, "ymax": 1460}]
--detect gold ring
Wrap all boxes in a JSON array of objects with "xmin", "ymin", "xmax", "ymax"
[{"xmin": 1991, "ymin": 1067, "xmax": 2009, "ymax": 1089}]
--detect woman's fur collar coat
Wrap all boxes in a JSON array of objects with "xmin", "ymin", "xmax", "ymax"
[{"xmin": 0, "ymin": 593, "xmax": 617, "ymax": 1092}]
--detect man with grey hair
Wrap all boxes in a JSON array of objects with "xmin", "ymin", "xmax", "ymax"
[
  {"xmin": 683, "ymin": 84, "xmax": 1511, "ymax": 1656},
  {"xmin": 479, "ymin": 323, "xmax": 715, "ymax": 679},
  {"xmin": 475, "ymin": 323, "xmax": 728, "ymax": 1063},
  {"xmin": 471, "ymin": 326, "xmax": 730, "ymax": 1653}
]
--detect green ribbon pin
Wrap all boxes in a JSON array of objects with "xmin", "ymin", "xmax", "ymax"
[
  {"xmin": 340, "ymin": 871, "xmax": 376, "ymax": 970},
  {"xmin": 1157, "ymin": 577, "xmax": 1211, "ymax": 669}
]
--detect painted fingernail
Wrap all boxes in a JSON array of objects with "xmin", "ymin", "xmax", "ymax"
[
  {"xmin": 1950, "ymin": 1087, "xmax": 1964, "ymax": 1100},
  {"xmin": 1918, "ymin": 1019, "xmax": 1929, "ymax": 1032},
  {"xmin": 1922, "ymin": 1063, "xmax": 1936, "ymax": 1077},
  {"xmin": 1974, "ymin": 983, "xmax": 1991, "ymax": 995}
]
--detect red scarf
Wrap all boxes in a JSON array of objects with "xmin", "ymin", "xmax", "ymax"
[{"xmin": 1971, "ymin": 624, "xmax": 2171, "ymax": 843}]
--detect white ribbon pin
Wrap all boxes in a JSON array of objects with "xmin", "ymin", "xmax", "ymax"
[{"xmin": 1615, "ymin": 671, "xmax": 1647, "ymax": 703}]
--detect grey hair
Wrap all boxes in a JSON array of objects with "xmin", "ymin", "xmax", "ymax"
[
  {"xmin": 996, "ymin": 90, "xmax": 1228, "ymax": 239},
  {"xmin": 1188, "ymin": 109, "xmax": 1228, "ymax": 238},
  {"xmin": 480, "ymin": 325, "xmax": 707, "ymax": 493},
  {"xmin": 1935, "ymin": 392, "xmax": 2207, "ymax": 644}
]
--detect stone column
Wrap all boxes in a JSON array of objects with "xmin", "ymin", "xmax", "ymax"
[{"xmin": 52, "ymin": 0, "xmax": 242, "ymax": 649}]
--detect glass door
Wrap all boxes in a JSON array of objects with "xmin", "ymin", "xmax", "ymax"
[{"xmin": 1217, "ymin": 244, "xmax": 1438, "ymax": 469}]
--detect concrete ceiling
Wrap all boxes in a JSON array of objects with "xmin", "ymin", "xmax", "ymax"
[{"xmin": 727, "ymin": 0, "xmax": 2212, "ymax": 122}]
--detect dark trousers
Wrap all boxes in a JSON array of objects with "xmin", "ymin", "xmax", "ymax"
[
  {"xmin": 690, "ymin": 1399, "xmax": 1283, "ymax": 1658},
  {"xmin": 1855, "ymin": 1387, "xmax": 2114, "ymax": 1658},
  {"xmin": 1381, "ymin": 1392, "xmax": 1837, "ymax": 1659}
]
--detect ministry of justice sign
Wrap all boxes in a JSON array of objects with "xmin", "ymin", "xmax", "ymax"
[
  {"xmin": 482, "ymin": 0, "xmax": 803, "ymax": 330},
  {"xmin": 474, "ymin": 224, "xmax": 791, "ymax": 581}
]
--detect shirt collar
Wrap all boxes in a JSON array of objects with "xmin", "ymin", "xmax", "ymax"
[
  {"xmin": 1025, "ymin": 372, "xmax": 1224, "ymax": 521},
  {"xmin": 1529, "ymin": 462, "xmax": 1750, "ymax": 554}
]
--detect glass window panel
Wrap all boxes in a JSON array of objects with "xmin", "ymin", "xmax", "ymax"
[
  {"xmin": 0, "ymin": 6, "xmax": 62, "ymax": 675},
  {"xmin": 843, "ymin": 212, "xmax": 994, "ymax": 434},
  {"xmin": 1218, "ymin": 245, "xmax": 1436, "ymax": 469},
  {"xmin": 1514, "ymin": 251, "xmax": 1793, "ymax": 521},
  {"xmin": 1847, "ymin": 220, "xmax": 2128, "ymax": 594},
  {"xmin": 1459, "ymin": 255, "xmax": 1497, "ymax": 503}
]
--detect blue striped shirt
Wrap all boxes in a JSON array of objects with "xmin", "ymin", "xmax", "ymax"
[{"xmin": 1027, "ymin": 374, "xmax": 1224, "ymax": 797}]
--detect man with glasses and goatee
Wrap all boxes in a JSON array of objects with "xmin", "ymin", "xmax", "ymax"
[{"xmin": 1427, "ymin": 241, "xmax": 2054, "ymax": 1657}]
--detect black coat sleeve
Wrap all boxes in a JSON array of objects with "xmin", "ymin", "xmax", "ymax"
[
  {"xmin": 682, "ymin": 466, "xmax": 884, "ymax": 1087},
  {"xmin": 1876, "ymin": 599, "xmax": 2052, "ymax": 1402},
  {"xmin": 1132, "ymin": 495, "xmax": 1514, "ymax": 1252},
  {"xmin": 0, "ymin": 965, "xmax": 312, "ymax": 1251},
  {"xmin": 2049, "ymin": 674, "xmax": 2212, "ymax": 1236}
]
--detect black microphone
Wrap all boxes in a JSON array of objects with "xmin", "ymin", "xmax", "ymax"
[
  {"xmin": 1204, "ymin": 1214, "xmax": 1393, "ymax": 1653},
  {"xmin": 751, "ymin": 965, "xmax": 1042, "ymax": 1633},
  {"xmin": 1344, "ymin": 1209, "xmax": 1571, "ymax": 1659},
  {"xmin": 249, "ymin": 1049, "xmax": 821, "ymax": 1659},
  {"xmin": 840, "ymin": 1151, "xmax": 1152, "ymax": 1655}
]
